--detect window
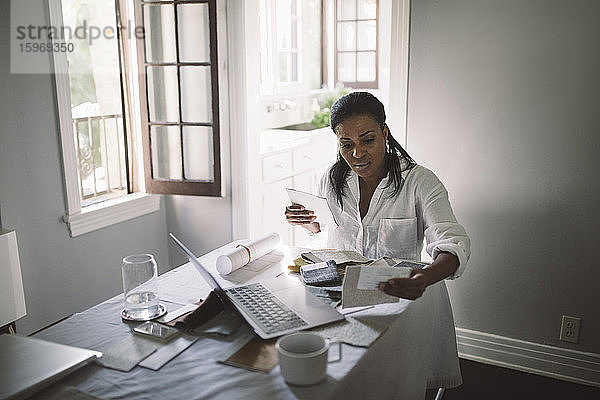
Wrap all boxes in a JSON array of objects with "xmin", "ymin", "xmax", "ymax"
[
  {"xmin": 259, "ymin": 0, "xmax": 378, "ymax": 97},
  {"xmin": 51, "ymin": 0, "xmax": 221, "ymax": 236},
  {"xmin": 134, "ymin": 0, "xmax": 222, "ymax": 196},
  {"xmin": 57, "ymin": 0, "xmax": 131, "ymax": 206},
  {"xmin": 276, "ymin": 0, "xmax": 301, "ymax": 85},
  {"xmin": 259, "ymin": 0, "xmax": 322, "ymax": 96},
  {"xmin": 334, "ymin": 0, "xmax": 378, "ymax": 88}
]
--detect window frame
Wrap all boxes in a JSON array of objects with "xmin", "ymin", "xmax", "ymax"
[
  {"xmin": 333, "ymin": 0, "xmax": 379, "ymax": 89},
  {"xmin": 133, "ymin": 0, "xmax": 223, "ymax": 196},
  {"xmin": 259, "ymin": 0, "xmax": 319, "ymax": 97},
  {"xmin": 50, "ymin": 0, "xmax": 160, "ymax": 237}
]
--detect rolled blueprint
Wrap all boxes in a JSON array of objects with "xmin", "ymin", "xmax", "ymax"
[{"xmin": 215, "ymin": 232, "xmax": 282, "ymax": 275}]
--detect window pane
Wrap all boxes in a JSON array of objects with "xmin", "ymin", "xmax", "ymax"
[
  {"xmin": 180, "ymin": 66, "xmax": 212, "ymax": 122},
  {"xmin": 150, "ymin": 125, "xmax": 182, "ymax": 180},
  {"xmin": 337, "ymin": 22, "xmax": 356, "ymax": 51},
  {"xmin": 291, "ymin": 17, "xmax": 298, "ymax": 49},
  {"xmin": 337, "ymin": 0, "xmax": 356, "ymax": 20},
  {"xmin": 290, "ymin": 52, "xmax": 298, "ymax": 82},
  {"xmin": 338, "ymin": 52, "xmax": 356, "ymax": 82},
  {"xmin": 279, "ymin": 52, "xmax": 289, "ymax": 83},
  {"xmin": 178, "ymin": 3, "xmax": 210, "ymax": 63},
  {"xmin": 276, "ymin": 0, "xmax": 292, "ymax": 49},
  {"xmin": 143, "ymin": 4, "xmax": 176, "ymax": 63},
  {"xmin": 357, "ymin": 51, "xmax": 376, "ymax": 81},
  {"xmin": 259, "ymin": 0, "xmax": 271, "ymax": 88},
  {"xmin": 62, "ymin": 0, "xmax": 128, "ymax": 203},
  {"xmin": 306, "ymin": 0, "xmax": 322, "ymax": 90},
  {"xmin": 357, "ymin": 20, "xmax": 376, "ymax": 51},
  {"xmin": 147, "ymin": 66, "xmax": 179, "ymax": 122},
  {"xmin": 183, "ymin": 126, "xmax": 214, "ymax": 181},
  {"xmin": 74, "ymin": 119, "xmax": 96, "ymax": 198},
  {"xmin": 105, "ymin": 116, "xmax": 127, "ymax": 191},
  {"xmin": 76, "ymin": 116, "xmax": 128, "ymax": 197},
  {"xmin": 357, "ymin": 0, "xmax": 377, "ymax": 19}
]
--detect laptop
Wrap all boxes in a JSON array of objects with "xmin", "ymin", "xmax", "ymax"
[
  {"xmin": 0, "ymin": 334, "xmax": 101, "ymax": 400},
  {"xmin": 169, "ymin": 233, "xmax": 344, "ymax": 339}
]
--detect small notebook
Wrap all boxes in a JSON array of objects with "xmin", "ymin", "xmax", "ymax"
[
  {"xmin": 300, "ymin": 260, "xmax": 342, "ymax": 287},
  {"xmin": 218, "ymin": 334, "xmax": 278, "ymax": 373},
  {"xmin": 310, "ymin": 316, "xmax": 389, "ymax": 348},
  {"xmin": 96, "ymin": 335, "xmax": 158, "ymax": 372}
]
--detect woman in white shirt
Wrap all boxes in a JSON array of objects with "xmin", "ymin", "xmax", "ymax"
[{"xmin": 285, "ymin": 92, "xmax": 470, "ymax": 300}]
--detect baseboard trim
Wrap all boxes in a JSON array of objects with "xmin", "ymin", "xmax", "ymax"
[{"xmin": 456, "ymin": 328, "xmax": 600, "ymax": 388}]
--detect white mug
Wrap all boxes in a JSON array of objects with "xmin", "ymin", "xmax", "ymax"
[{"xmin": 276, "ymin": 332, "xmax": 342, "ymax": 386}]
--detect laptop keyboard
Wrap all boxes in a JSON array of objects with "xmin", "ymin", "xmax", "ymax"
[{"xmin": 226, "ymin": 283, "xmax": 308, "ymax": 335}]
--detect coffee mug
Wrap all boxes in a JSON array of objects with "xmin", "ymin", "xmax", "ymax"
[{"xmin": 276, "ymin": 332, "xmax": 342, "ymax": 386}]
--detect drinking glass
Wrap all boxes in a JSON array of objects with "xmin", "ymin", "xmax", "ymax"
[{"xmin": 121, "ymin": 254, "xmax": 161, "ymax": 321}]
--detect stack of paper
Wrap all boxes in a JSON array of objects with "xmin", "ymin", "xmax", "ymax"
[{"xmin": 307, "ymin": 249, "xmax": 370, "ymax": 265}]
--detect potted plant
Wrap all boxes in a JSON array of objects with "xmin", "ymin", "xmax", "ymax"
[{"xmin": 310, "ymin": 86, "xmax": 350, "ymax": 129}]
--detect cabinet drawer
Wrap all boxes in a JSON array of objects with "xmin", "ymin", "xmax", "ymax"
[
  {"xmin": 292, "ymin": 145, "xmax": 318, "ymax": 171},
  {"xmin": 293, "ymin": 142, "xmax": 336, "ymax": 172},
  {"xmin": 262, "ymin": 151, "xmax": 292, "ymax": 182},
  {"xmin": 293, "ymin": 146, "xmax": 317, "ymax": 171}
]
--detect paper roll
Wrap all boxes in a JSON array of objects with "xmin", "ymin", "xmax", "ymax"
[{"xmin": 215, "ymin": 232, "xmax": 282, "ymax": 275}]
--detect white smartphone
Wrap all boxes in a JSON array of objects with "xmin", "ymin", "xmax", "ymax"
[{"xmin": 133, "ymin": 321, "xmax": 181, "ymax": 342}]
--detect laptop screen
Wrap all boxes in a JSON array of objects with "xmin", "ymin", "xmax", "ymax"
[{"xmin": 169, "ymin": 233, "xmax": 225, "ymax": 293}]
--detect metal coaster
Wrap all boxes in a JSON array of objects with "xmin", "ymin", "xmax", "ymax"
[{"xmin": 121, "ymin": 303, "xmax": 167, "ymax": 322}]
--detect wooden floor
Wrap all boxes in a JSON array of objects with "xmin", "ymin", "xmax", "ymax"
[{"xmin": 441, "ymin": 358, "xmax": 599, "ymax": 400}]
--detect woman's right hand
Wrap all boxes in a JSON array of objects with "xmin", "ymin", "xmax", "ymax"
[{"xmin": 284, "ymin": 204, "xmax": 320, "ymax": 234}]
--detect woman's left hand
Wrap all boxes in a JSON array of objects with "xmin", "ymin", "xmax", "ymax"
[{"xmin": 377, "ymin": 269, "xmax": 429, "ymax": 300}]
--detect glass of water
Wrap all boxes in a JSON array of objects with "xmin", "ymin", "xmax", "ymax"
[{"xmin": 121, "ymin": 254, "xmax": 162, "ymax": 321}]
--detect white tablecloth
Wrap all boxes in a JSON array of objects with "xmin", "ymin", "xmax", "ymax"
[{"xmin": 30, "ymin": 247, "xmax": 461, "ymax": 400}]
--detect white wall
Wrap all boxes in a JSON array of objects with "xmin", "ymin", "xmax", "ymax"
[
  {"xmin": 407, "ymin": 0, "xmax": 600, "ymax": 353},
  {"xmin": 165, "ymin": 195, "xmax": 232, "ymax": 268},
  {"xmin": 0, "ymin": 1, "xmax": 169, "ymax": 334},
  {"xmin": 165, "ymin": 0, "xmax": 234, "ymax": 268}
]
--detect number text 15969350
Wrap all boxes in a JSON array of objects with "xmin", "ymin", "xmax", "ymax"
[{"xmin": 19, "ymin": 42, "xmax": 74, "ymax": 53}]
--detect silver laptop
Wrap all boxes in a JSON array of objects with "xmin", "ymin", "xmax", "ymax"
[
  {"xmin": 0, "ymin": 334, "xmax": 101, "ymax": 400},
  {"xmin": 169, "ymin": 233, "xmax": 344, "ymax": 339}
]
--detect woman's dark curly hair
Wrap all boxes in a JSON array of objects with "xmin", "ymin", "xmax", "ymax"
[{"xmin": 329, "ymin": 92, "xmax": 416, "ymax": 207}]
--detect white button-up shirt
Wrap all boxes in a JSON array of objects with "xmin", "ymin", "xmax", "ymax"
[{"xmin": 318, "ymin": 164, "xmax": 471, "ymax": 278}]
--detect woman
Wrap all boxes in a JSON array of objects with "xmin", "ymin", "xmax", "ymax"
[{"xmin": 285, "ymin": 92, "xmax": 470, "ymax": 300}]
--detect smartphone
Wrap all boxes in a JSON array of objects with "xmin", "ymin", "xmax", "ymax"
[{"xmin": 133, "ymin": 321, "xmax": 181, "ymax": 342}]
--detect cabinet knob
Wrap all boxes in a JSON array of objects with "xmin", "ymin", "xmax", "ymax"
[
  {"xmin": 303, "ymin": 154, "xmax": 313, "ymax": 160},
  {"xmin": 275, "ymin": 163, "xmax": 285, "ymax": 168}
]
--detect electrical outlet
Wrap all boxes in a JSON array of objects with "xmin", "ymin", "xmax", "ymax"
[{"xmin": 559, "ymin": 315, "xmax": 581, "ymax": 343}]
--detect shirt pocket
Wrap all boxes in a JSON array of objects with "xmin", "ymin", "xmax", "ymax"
[{"xmin": 376, "ymin": 218, "xmax": 418, "ymax": 259}]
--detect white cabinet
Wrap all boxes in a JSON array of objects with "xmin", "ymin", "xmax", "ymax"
[{"xmin": 258, "ymin": 129, "xmax": 337, "ymax": 246}]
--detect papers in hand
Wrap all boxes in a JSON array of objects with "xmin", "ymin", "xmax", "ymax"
[
  {"xmin": 342, "ymin": 259, "xmax": 415, "ymax": 308},
  {"xmin": 356, "ymin": 266, "xmax": 412, "ymax": 290},
  {"xmin": 215, "ymin": 232, "xmax": 281, "ymax": 275},
  {"xmin": 286, "ymin": 188, "xmax": 337, "ymax": 227}
]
